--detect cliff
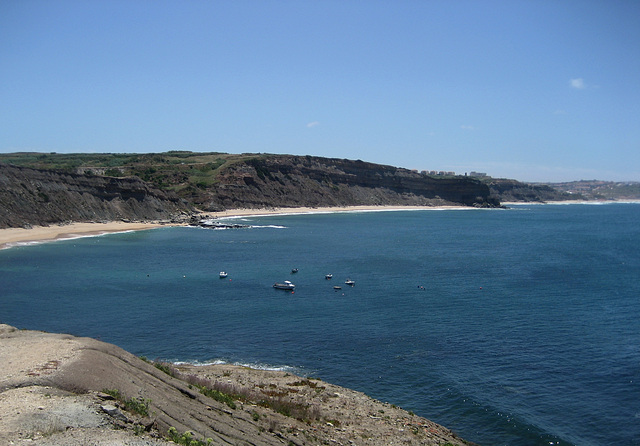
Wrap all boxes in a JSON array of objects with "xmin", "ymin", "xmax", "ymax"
[
  {"xmin": 0, "ymin": 153, "xmax": 502, "ymax": 228},
  {"xmin": 0, "ymin": 164, "xmax": 193, "ymax": 229},
  {"xmin": 208, "ymin": 155, "xmax": 499, "ymax": 211},
  {"xmin": 0, "ymin": 324, "xmax": 471, "ymax": 445}
]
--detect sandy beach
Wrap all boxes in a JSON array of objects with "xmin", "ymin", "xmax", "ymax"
[
  {"xmin": 203, "ymin": 204, "xmax": 455, "ymax": 219},
  {"xmin": 0, "ymin": 221, "xmax": 167, "ymax": 250},
  {"xmin": 0, "ymin": 205, "xmax": 459, "ymax": 250}
]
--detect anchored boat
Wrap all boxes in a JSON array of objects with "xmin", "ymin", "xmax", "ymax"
[{"xmin": 273, "ymin": 280, "xmax": 295, "ymax": 291}]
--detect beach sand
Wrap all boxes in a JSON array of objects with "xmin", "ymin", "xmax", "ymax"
[
  {"xmin": 0, "ymin": 205, "xmax": 457, "ymax": 250},
  {"xmin": 0, "ymin": 221, "xmax": 166, "ymax": 250}
]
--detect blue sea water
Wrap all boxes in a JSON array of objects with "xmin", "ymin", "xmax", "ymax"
[{"xmin": 1, "ymin": 203, "xmax": 639, "ymax": 446}]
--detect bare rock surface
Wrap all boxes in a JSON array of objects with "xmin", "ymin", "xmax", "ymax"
[
  {"xmin": 0, "ymin": 324, "xmax": 472, "ymax": 445},
  {"xmin": 0, "ymin": 164, "xmax": 192, "ymax": 228}
]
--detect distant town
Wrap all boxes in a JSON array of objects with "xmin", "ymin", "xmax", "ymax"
[{"xmin": 413, "ymin": 169, "xmax": 488, "ymax": 178}]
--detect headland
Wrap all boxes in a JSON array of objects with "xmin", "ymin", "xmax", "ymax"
[{"xmin": 0, "ymin": 324, "xmax": 471, "ymax": 445}]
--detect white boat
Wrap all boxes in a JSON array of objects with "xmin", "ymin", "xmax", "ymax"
[
  {"xmin": 325, "ymin": 274, "xmax": 333, "ymax": 279},
  {"xmin": 273, "ymin": 280, "xmax": 295, "ymax": 291},
  {"xmin": 291, "ymin": 268, "xmax": 299, "ymax": 274},
  {"xmin": 219, "ymin": 271, "xmax": 228, "ymax": 278},
  {"xmin": 345, "ymin": 279, "xmax": 355, "ymax": 286}
]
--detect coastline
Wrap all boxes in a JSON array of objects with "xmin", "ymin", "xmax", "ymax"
[
  {"xmin": 0, "ymin": 221, "xmax": 166, "ymax": 250},
  {"xmin": 6, "ymin": 201, "xmax": 638, "ymax": 249},
  {"xmin": 204, "ymin": 204, "xmax": 465, "ymax": 219},
  {"xmin": 0, "ymin": 205, "xmax": 462, "ymax": 250}
]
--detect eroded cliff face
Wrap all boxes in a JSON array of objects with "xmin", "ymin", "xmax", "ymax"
[
  {"xmin": 0, "ymin": 154, "xmax": 501, "ymax": 227},
  {"xmin": 0, "ymin": 164, "xmax": 192, "ymax": 228},
  {"xmin": 208, "ymin": 155, "xmax": 499, "ymax": 210}
]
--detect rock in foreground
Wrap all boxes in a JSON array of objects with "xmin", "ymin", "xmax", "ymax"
[{"xmin": 0, "ymin": 324, "xmax": 472, "ymax": 445}]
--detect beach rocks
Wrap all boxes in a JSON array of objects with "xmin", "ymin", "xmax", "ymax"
[
  {"xmin": 190, "ymin": 217, "xmax": 248, "ymax": 229},
  {"xmin": 100, "ymin": 404, "xmax": 129, "ymax": 422}
]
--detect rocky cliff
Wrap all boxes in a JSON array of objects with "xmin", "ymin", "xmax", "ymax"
[
  {"xmin": 0, "ymin": 164, "xmax": 192, "ymax": 229},
  {"xmin": 0, "ymin": 153, "xmax": 502, "ymax": 228},
  {"xmin": 208, "ymin": 155, "xmax": 499, "ymax": 211}
]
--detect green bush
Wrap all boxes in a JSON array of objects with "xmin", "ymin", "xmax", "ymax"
[
  {"xmin": 197, "ymin": 385, "xmax": 237, "ymax": 409},
  {"xmin": 102, "ymin": 389, "xmax": 150, "ymax": 416},
  {"xmin": 166, "ymin": 427, "xmax": 213, "ymax": 446},
  {"xmin": 153, "ymin": 361, "xmax": 177, "ymax": 377}
]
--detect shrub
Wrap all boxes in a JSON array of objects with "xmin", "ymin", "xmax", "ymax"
[
  {"xmin": 124, "ymin": 396, "xmax": 151, "ymax": 417},
  {"xmin": 197, "ymin": 386, "xmax": 237, "ymax": 409},
  {"xmin": 102, "ymin": 388, "xmax": 150, "ymax": 417},
  {"xmin": 166, "ymin": 427, "xmax": 213, "ymax": 446},
  {"xmin": 153, "ymin": 361, "xmax": 177, "ymax": 377}
]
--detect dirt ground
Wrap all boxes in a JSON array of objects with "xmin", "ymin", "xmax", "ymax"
[{"xmin": 0, "ymin": 324, "xmax": 472, "ymax": 445}]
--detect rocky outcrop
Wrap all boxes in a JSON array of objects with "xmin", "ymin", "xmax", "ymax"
[
  {"xmin": 0, "ymin": 164, "xmax": 193, "ymax": 228},
  {"xmin": 0, "ymin": 324, "xmax": 471, "ymax": 445},
  {"xmin": 208, "ymin": 155, "xmax": 499, "ymax": 210}
]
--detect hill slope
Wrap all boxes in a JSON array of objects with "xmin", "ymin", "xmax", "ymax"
[
  {"xmin": 544, "ymin": 180, "xmax": 640, "ymax": 200},
  {"xmin": 0, "ymin": 163, "xmax": 193, "ymax": 229},
  {"xmin": 0, "ymin": 324, "xmax": 471, "ymax": 445},
  {"xmin": 484, "ymin": 178, "xmax": 581, "ymax": 202},
  {"xmin": 0, "ymin": 152, "xmax": 502, "ymax": 228},
  {"xmin": 209, "ymin": 155, "xmax": 498, "ymax": 210}
]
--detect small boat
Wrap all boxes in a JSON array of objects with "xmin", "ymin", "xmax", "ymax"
[
  {"xmin": 291, "ymin": 268, "xmax": 299, "ymax": 274},
  {"xmin": 273, "ymin": 280, "xmax": 295, "ymax": 291},
  {"xmin": 333, "ymin": 286, "xmax": 342, "ymax": 290},
  {"xmin": 219, "ymin": 271, "xmax": 228, "ymax": 278},
  {"xmin": 325, "ymin": 274, "xmax": 333, "ymax": 280},
  {"xmin": 345, "ymin": 279, "xmax": 355, "ymax": 286}
]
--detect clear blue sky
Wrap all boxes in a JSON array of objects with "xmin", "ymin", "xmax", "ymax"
[{"xmin": 1, "ymin": 0, "xmax": 639, "ymax": 182}]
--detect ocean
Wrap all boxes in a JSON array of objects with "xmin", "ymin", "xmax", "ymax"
[{"xmin": 1, "ymin": 203, "xmax": 639, "ymax": 445}]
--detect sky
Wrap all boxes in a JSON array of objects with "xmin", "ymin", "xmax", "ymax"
[{"xmin": 1, "ymin": 0, "xmax": 639, "ymax": 182}]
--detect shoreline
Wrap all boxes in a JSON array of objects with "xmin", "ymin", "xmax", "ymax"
[
  {"xmin": 0, "ymin": 221, "xmax": 167, "ymax": 250},
  {"xmin": 3, "ymin": 201, "xmax": 639, "ymax": 250},
  {"xmin": 0, "ymin": 205, "xmax": 462, "ymax": 250},
  {"xmin": 204, "ymin": 204, "xmax": 463, "ymax": 219}
]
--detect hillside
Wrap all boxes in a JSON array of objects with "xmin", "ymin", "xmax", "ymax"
[
  {"xmin": 484, "ymin": 178, "xmax": 582, "ymax": 203},
  {"xmin": 208, "ymin": 155, "xmax": 499, "ymax": 210},
  {"xmin": 0, "ymin": 324, "xmax": 471, "ymax": 445},
  {"xmin": 0, "ymin": 163, "xmax": 193, "ymax": 229},
  {"xmin": 543, "ymin": 180, "xmax": 640, "ymax": 200},
  {"xmin": 7, "ymin": 151, "xmax": 629, "ymax": 229},
  {"xmin": 0, "ymin": 152, "xmax": 502, "ymax": 228}
]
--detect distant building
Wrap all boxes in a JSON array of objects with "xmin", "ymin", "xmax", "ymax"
[{"xmin": 421, "ymin": 170, "xmax": 457, "ymax": 176}]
